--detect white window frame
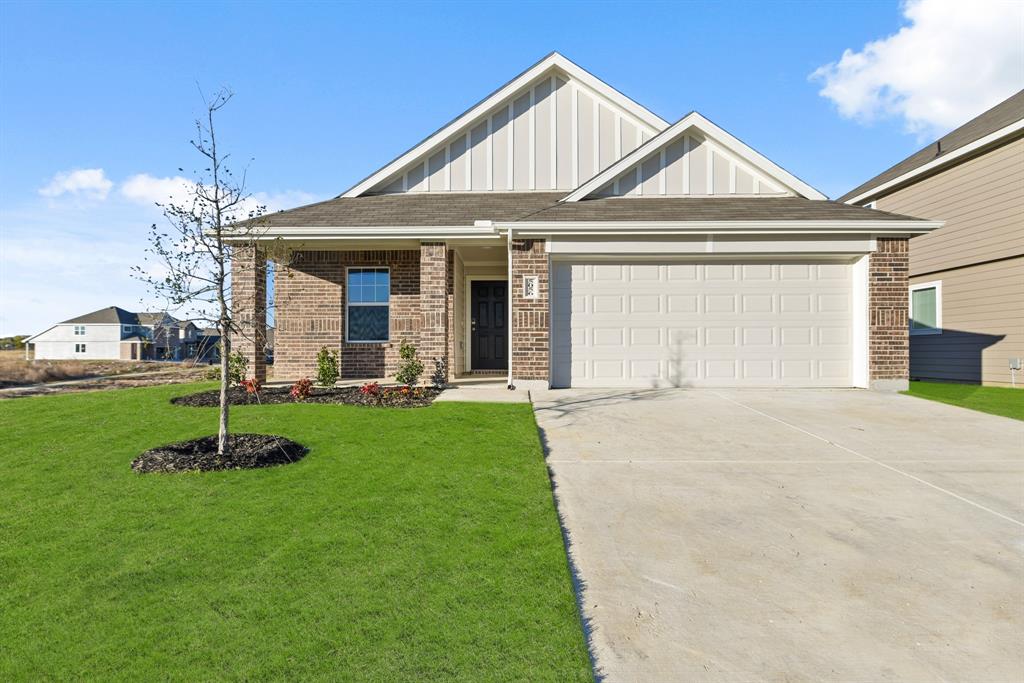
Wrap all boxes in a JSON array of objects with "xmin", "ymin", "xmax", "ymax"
[
  {"xmin": 909, "ymin": 280, "xmax": 942, "ymax": 336},
  {"xmin": 345, "ymin": 266, "xmax": 390, "ymax": 343},
  {"xmin": 75, "ymin": 343, "xmax": 86, "ymax": 353},
  {"xmin": 123, "ymin": 325, "xmax": 134, "ymax": 334},
  {"xmin": 73, "ymin": 325, "xmax": 86, "ymax": 335}
]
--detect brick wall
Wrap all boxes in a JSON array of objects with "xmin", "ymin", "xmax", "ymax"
[
  {"xmin": 274, "ymin": 250, "xmax": 420, "ymax": 380},
  {"xmin": 869, "ymin": 238, "xmax": 910, "ymax": 383},
  {"xmin": 231, "ymin": 245, "xmax": 267, "ymax": 382},
  {"xmin": 418, "ymin": 242, "xmax": 449, "ymax": 378},
  {"xmin": 510, "ymin": 239, "xmax": 549, "ymax": 383}
]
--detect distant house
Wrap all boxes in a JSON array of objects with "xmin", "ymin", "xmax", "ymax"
[
  {"xmin": 841, "ymin": 90, "xmax": 1023, "ymax": 386},
  {"xmin": 25, "ymin": 306, "xmax": 185, "ymax": 361}
]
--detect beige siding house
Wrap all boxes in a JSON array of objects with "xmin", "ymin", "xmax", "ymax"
[
  {"xmin": 841, "ymin": 91, "xmax": 1024, "ymax": 387},
  {"xmin": 231, "ymin": 53, "xmax": 938, "ymax": 391}
]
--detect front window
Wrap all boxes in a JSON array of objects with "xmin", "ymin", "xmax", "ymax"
[
  {"xmin": 910, "ymin": 281, "xmax": 942, "ymax": 335},
  {"xmin": 75, "ymin": 343, "xmax": 86, "ymax": 353},
  {"xmin": 346, "ymin": 267, "xmax": 390, "ymax": 342}
]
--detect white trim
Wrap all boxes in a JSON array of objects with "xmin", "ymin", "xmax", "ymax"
[
  {"xmin": 852, "ymin": 254, "xmax": 869, "ymax": 388},
  {"xmin": 464, "ymin": 274, "xmax": 511, "ymax": 372},
  {"xmin": 342, "ymin": 52, "xmax": 669, "ymax": 198},
  {"xmin": 562, "ymin": 111, "xmax": 828, "ymax": 201},
  {"xmin": 528, "ymin": 86, "xmax": 536, "ymax": 190},
  {"xmin": 507, "ymin": 229, "xmax": 514, "ymax": 388},
  {"xmin": 844, "ymin": 119, "xmax": 1024, "ymax": 205},
  {"xmin": 909, "ymin": 280, "xmax": 943, "ymax": 335},
  {"xmin": 345, "ymin": 266, "xmax": 391, "ymax": 343},
  {"xmin": 549, "ymin": 75, "xmax": 557, "ymax": 190},
  {"xmin": 570, "ymin": 82, "xmax": 579, "ymax": 187},
  {"xmin": 500, "ymin": 219, "xmax": 942, "ymax": 236}
]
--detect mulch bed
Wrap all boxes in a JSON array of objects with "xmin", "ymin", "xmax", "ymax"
[
  {"xmin": 171, "ymin": 385, "xmax": 442, "ymax": 408},
  {"xmin": 132, "ymin": 433, "xmax": 309, "ymax": 473}
]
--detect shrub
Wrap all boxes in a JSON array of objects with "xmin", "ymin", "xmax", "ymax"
[
  {"xmin": 204, "ymin": 351, "xmax": 248, "ymax": 385},
  {"xmin": 394, "ymin": 340, "xmax": 424, "ymax": 386},
  {"xmin": 316, "ymin": 346, "xmax": 340, "ymax": 387},
  {"xmin": 290, "ymin": 378, "xmax": 313, "ymax": 402},
  {"xmin": 359, "ymin": 381, "xmax": 381, "ymax": 397},
  {"xmin": 431, "ymin": 356, "xmax": 448, "ymax": 389},
  {"xmin": 241, "ymin": 377, "xmax": 261, "ymax": 395}
]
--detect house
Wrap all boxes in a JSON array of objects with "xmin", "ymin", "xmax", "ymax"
[
  {"xmin": 230, "ymin": 53, "xmax": 939, "ymax": 390},
  {"xmin": 841, "ymin": 90, "xmax": 1023, "ymax": 387},
  {"xmin": 26, "ymin": 306, "xmax": 183, "ymax": 361}
]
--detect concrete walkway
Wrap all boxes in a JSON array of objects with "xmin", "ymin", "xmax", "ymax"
[{"xmin": 533, "ymin": 388, "xmax": 1024, "ymax": 682}]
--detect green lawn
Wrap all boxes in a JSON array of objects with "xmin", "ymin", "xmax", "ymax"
[
  {"xmin": 0, "ymin": 384, "xmax": 591, "ymax": 681},
  {"xmin": 902, "ymin": 381, "xmax": 1024, "ymax": 421}
]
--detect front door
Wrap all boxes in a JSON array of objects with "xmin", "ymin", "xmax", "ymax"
[{"xmin": 471, "ymin": 280, "xmax": 507, "ymax": 370}]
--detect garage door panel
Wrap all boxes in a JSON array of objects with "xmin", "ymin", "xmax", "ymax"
[{"xmin": 551, "ymin": 260, "xmax": 854, "ymax": 388}]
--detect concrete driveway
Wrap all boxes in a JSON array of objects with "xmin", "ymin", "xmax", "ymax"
[{"xmin": 532, "ymin": 388, "xmax": 1024, "ymax": 682}]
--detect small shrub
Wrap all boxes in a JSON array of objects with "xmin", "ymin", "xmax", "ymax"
[
  {"xmin": 290, "ymin": 378, "xmax": 313, "ymax": 402},
  {"xmin": 430, "ymin": 356, "xmax": 449, "ymax": 389},
  {"xmin": 359, "ymin": 381, "xmax": 381, "ymax": 397},
  {"xmin": 204, "ymin": 351, "xmax": 248, "ymax": 384},
  {"xmin": 203, "ymin": 365, "xmax": 220, "ymax": 382},
  {"xmin": 241, "ymin": 377, "xmax": 261, "ymax": 395},
  {"xmin": 316, "ymin": 346, "xmax": 340, "ymax": 387},
  {"xmin": 394, "ymin": 340, "xmax": 424, "ymax": 386}
]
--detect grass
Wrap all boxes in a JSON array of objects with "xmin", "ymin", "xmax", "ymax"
[
  {"xmin": 0, "ymin": 349, "xmax": 192, "ymax": 387},
  {"xmin": 902, "ymin": 381, "xmax": 1024, "ymax": 421},
  {"xmin": 0, "ymin": 384, "xmax": 591, "ymax": 681}
]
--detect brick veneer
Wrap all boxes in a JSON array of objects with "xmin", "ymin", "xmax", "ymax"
[
  {"xmin": 869, "ymin": 237, "xmax": 910, "ymax": 386},
  {"xmin": 418, "ymin": 242, "xmax": 449, "ymax": 377},
  {"xmin": 274, "ymin": 249, "xmax": 420, "ymax": 380},
  {"xmin": 510, "ymin": 239, "xmax": 549, "ymax": 384},
  {"xmin": 231, "ymin": 245, "xmax": 267, "ymax": 383}
]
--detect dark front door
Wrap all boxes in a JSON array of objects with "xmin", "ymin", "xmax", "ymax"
[{"xmin": 471, "ymin": 280, "xmax": 507, "ymax": 370}]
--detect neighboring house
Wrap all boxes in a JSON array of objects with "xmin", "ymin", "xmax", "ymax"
[
  {"xmin": 231, "ymin": 52, "xmax": 938, "ymax": 390},
  {"xmin": 26, "ymin": 306, "xmax": 184, "ymax": 361},
  {"xmin": 841, "ymin": 90, "xmax": 1023, "ymax": 387}
]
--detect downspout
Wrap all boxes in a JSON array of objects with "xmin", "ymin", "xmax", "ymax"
[{"xmin": 506, "ymin": 227, "xmax": 515, "ymax": 390}]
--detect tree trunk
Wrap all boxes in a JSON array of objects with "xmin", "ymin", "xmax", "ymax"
[{"xmin": 217, "ymin": 317, "xmax": 230, "ymax": 456}]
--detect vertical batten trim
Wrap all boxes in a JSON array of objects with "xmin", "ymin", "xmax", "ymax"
[
  {"xmin": 729, "ymin": 159, "xmax": 736, "ymax": 194},
  {"xmin": 466, "ymin": 133, "xmax": 473, "ymax": 191},
  {"xmin": 753, "ymin": 177, "xmax": 761, "ymax": 194},
  {"xmin": 549, "ymin": 75, "xmax": 557, "ymax": 190},
  {"xmin": 507, "ymin": 102, "xmax": 514, "ymax": 191},
  {"xmin": 444, "ymin": 145, "xmax": 451, "ymax": 191},
  {"xmin": 614, "ymin": 113, "xmax": 622, "ymax": 161},
  {"xmin": 528, "ymin": 87, "xmax": 536, "ymax": 191},
  {"xmin": 682, "ymin": 135, "xmax": 690, "ymax": 195},
  {"xmin": 706, "ymin": 145, "xmax": 714, "ymax": 195},
  {"xmin": 486, "ymin": 116, "xmax": 493, "ymax": 191},
  {"xmin": 570, "ymin": 82, "xmax": 579, "ymax": 187},
  {"xmin": 402, "ymin": 171, "xmax": 408, "ymax": 192},
  {"xmin": 659, "ymin": 149, "xmax": 666, "ymax": 195},
  {"xmin": 592, "ymin": 98, "xmax": 599, "ymax": 177}
]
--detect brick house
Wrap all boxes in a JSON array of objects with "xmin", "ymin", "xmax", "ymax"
[{"xmin": 233, "ymin": 53, "xmax": 938, "ymax": 391}]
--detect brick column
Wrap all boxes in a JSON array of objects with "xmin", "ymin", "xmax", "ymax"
[
  {"xmin": 510, "ymin": 238, "xmax": 549, "ymax": 389},
  {"xmin": 419, "ymin": 242, "xmax": 448, "ymax": 377},
  {"xmin": 231, "ymin": 245, "xmax": 267, "ymax": 383},
  {"xmin": 868, "ymin": 237, "xmax": 909, "ymax": 391}
]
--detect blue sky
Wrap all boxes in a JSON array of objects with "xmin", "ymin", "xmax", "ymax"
[{"xmin": 1, "ymin": 0, "xmax": 1021, "ymax": 335}]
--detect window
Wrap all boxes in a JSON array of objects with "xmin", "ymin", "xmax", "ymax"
[
  {"xmin": 909, "ymin": 281, "xmax": 942, "ymax": 335},
  {"xmin": 346, "ymin": 267, "xmax": 390, "ymax": 342},
  {"xmin": 75, "ymin": 343, "xmax": 86, "ymax": 353},
  {"xmin": 123, "ymin": 325, "xmax": 134, "ymax": 334},
  {"xmin": 73, "ymin": 325, "xmax": 85, "ymax": 335}
]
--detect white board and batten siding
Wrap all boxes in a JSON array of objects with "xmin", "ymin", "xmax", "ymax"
[
  {"xmin": 595, "ymin": 133, "xmax": 786, "ymax": 197},
  {"xmin": 369, "ymin": 73, "xmax": 659, "ymax": 194},
  {"xmin": 551, "ymin": 262, "xmax": 854, "ymax": 388}
]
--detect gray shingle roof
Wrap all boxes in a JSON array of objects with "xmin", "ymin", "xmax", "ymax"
[
  {"xmin": 61, "ymin": 306, "xmax": 138, "ymax": 325},
  {"xmin": 839, "ymin": 89, "xmax": 1024, "ymax": 203},
  {"xmin": 257, "ymin": 192, "xmax": 924, "ymax": 228}
]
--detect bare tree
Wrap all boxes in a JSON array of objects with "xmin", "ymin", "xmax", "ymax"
[{"xmin": 133, "ymin": 88, "xmax": 282, "ymax": 456}]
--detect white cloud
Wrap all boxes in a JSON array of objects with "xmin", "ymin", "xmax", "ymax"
[
  {"xmin": 38, "ymin": 168, "xmax": 113, "ymax": 200},
  {"xmin": 121, "ymin": 173, "xmax": 315, "ymax": 218},
  {"xmin": 811, "ymin": 0, "xmax": 1024, "ymax": 137}
]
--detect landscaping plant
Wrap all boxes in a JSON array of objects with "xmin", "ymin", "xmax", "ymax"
[
  {"xmin": 316, "ymin": 346, "xmax": 340, "ymax": 387},
  {"xmin": 290, "ymin": 378, "xmax": 313, "ymax": 402},
  {"xmin": 431, "ymin": 356, "xmax": 448, "ymax": 389},
  {"xmin": 394, "ymin": 340, "xmax": 424, "ymax": 386}
]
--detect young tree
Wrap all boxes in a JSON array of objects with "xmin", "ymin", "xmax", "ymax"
[{"xmin": 134, "ymin": 88, "xmax": 281, "ymax": 456}]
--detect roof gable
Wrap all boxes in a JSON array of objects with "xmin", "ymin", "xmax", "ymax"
[
  {"xmin": 562, "ymin": 112, "xmax": 827, "ymax": 201},
  {"xmin": 60, "ymin": 306, "xmax": 138, "ymax": 325},
  {"xmin": 343, "ymin": 52, "xmax": 669, "ymax": 198}
]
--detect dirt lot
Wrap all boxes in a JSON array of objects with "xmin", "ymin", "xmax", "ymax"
[{"xmin": 0, "ymin": 350, "xmax": 218, "ymax": 398}]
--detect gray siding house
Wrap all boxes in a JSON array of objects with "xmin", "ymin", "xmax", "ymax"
[{"xmin": 842, "ymin": 90, "xmax": 1023, "ymax": 387}]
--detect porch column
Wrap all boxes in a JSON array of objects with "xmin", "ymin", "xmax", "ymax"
[
  {"xmin": 868, "ymin": 237, "xmax": 909, "ymax": 391},
  {"xmin": 231, "ymin": 244, "xmax": 267, "ymax": 383},
  {"xmin": 510, "ymin": 238, "xmax": 549, "ymax": 389},
  {"xmin": 419, "ymin": 242, "xmax": 449, "ymax": 379}
]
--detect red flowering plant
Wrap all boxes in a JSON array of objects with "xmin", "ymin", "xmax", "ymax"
[
  {"xmin": 290, "ymin": 378, "xmax": 313, "ymax": 402},
  {"xmin": 241, "ymin": 377, "xmax": 261, "ymax": 395},
  {"xmin": 359, "ymin": 381, "xmax": 381, "ymax": 396}
]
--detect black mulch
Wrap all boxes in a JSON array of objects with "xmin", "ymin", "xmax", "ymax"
[
  {"xmin": 132, "ymin": 433, "xmax": 309, "ymax": 473},
  {"xmin": 171, "ymin": 385, "xmax": 442, "ymax": 408}
]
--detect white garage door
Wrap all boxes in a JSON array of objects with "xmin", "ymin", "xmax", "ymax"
[{"xmin": 551, "ymin": 262, "xmax": 854, "ymax": 388}]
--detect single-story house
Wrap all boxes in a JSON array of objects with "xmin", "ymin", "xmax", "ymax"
[
  {"xmin": 231, "ymin": 52, "xmax": 939, "ymax": 390},
  {"xmin": 841, "ymin": 90, "xmax": 1023, "ymax": 387}
]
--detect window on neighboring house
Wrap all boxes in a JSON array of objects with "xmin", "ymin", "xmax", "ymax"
[
  {"xmin": 73, "ymin": 325, "xmax": 86, "ymax": 335},
  {"xmin": 346, "ymin": 267, "xmax": 390, "ymax": 342},
  {"xmin": 910, "ymin": 281, "xmax": 942, "ymax": 335},
  {"xmin": 123, "ymin": 325, "xmax": 134, "ymax": 334},
  {"xmin": 75, "ymin": 343, "xmax": 87, "ymax": 353}
]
